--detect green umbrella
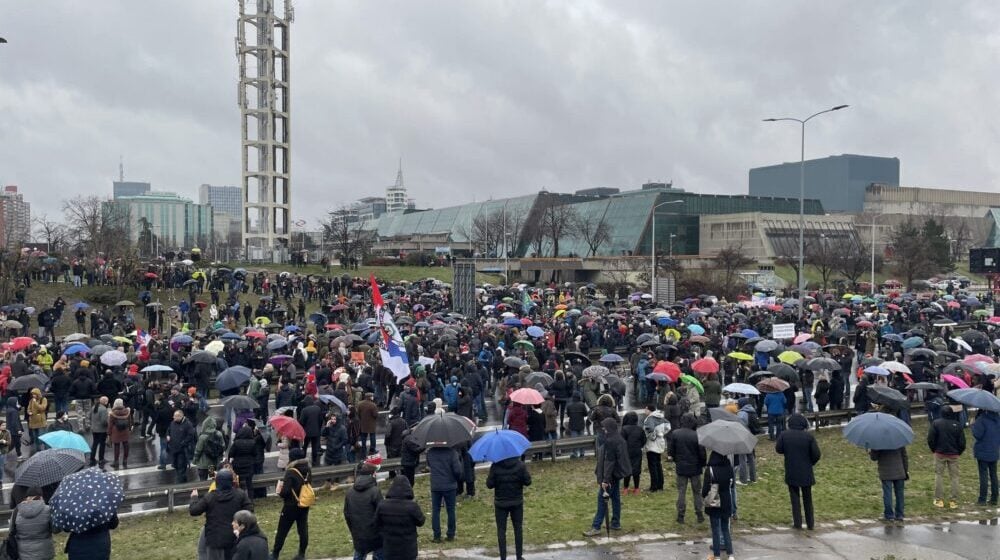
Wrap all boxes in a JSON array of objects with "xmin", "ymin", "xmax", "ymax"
[
  {"xmin": 513, "ymin": 340, "xmax": 535, "ymax": 351},
  {"xmin": 974, "ymin": 310, "xmax": 990, "ymax": 318},
  {"xmin": 680, "ymin": 374, "xmax": 704, "ymax": 394}
]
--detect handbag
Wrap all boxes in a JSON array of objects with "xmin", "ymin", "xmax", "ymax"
[{"xmin": 704, "ymin": 466, "xmax": 721, "ymax": 508}]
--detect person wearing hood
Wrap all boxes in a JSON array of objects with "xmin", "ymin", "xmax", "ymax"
[
  {"xmin": 775, "ymin": 413, "xmax": 821, "ymax": 530},
  {"xmin": 89, "ymin": 396, "xmax": 110, "ymax": 468},
  {"xmin": 11, "ymin": 486, "xmax": 57, "ymax": 560},
  {"xmin": 375, "ymin": 475, "xmax": 425, "ymax": 560},
  {"xmin": 297, "ymin": 395, "xmax": 324, "ymax": 465},
  {"xmin": 583, "ymin": 417, "xmax": 631, "ymax": 536},
  {"xmin": 6, "ymin": 398, "xmax": 23, "ymax": 461},
  {"xmin": 228, "ymin": 425, "xmax": 259, "ymax": 497},
  {"xmin": 232, "ymin": 510, "xmax": 269, "ymax": 560},
  {"xmin": 426, "ymin": 443, "xmax": 463, "ymax": 543},
  {"xmin": 322, "ymin": 413, "xmax": 348, "ymax": 466},
  {"xmin": 667, "ymin": 413, "xmax": 706, "ymax": 524},
  {"xmin": 272, "ymin": 448, "xmax": 311, "ymax": 560},
  {"xmin": 487, "ymin": 455, "xmax": 531, "ymax": 560},
  {"xmin": 443, "ymin": 376, "xmax": 460, "ymax": 412},
  {"xmin": 620, "ymin": 411, "xmax": 646, "ymax": 495},
  {"xmin": 107, "ymin": 398, "xmax": 132, "ymax": 469},
  {"xmin": 735, "ymin": 398, "xmax": 761, "ymax": 484},
  {"xmin": 193, "ymin": 417, "xmax": 226, "ymax": 481},
  {"xmin": 973, "ymin": 409, "xmax": 1000, "ymax": 505},
  {"xmin": 26, "ymin": 388, "xmax": 48, "ymax": 453},
  {"xmin": 189, "ymin": 469, "xmax": 252, "ymax": 560},
  {"xmin": 566, "ymin": 393, "xmax": 587, "ymax": 458},
  {"xmin": 642, "ymin": 404, "xmax": 669, "ymax": 492},
  {"xmin": 34, "ymin": 347, "xmax": 53, "ymax": 372},
  {"xmin": 701, "ymin": 451, "xmax": 736, "ymax": 560},
  {"xmin": 344, "ymin": 459, "xmax": 383, "ymax": 560}
]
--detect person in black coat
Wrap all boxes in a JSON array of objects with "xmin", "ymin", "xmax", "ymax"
[
  {"xmin": 667, "ymin": 413, "xmax": 706, "ymax": 523},
  {"xmin": 297, "ymin": 396, "xmax": 324, "ymax": 464},
  {"xmin": 702, "ymin": 451, "xmax": 735, "ymax": 559},
  {"xmin": 232, "ymin": 510, "xmax": 269, "ymax": 560},
  {"xmin": 426, "ymin": 445, "xmax": 463, "ymax": 542},
  {"xmin": 400, "ymin": 431, "xmax": 423, "ymax": 486},
  {"xmin": 583, "ymin": 417, "xmax": 631, "ymax": 536},
  {"xmin": 487, "ymin": 456, "xmax": 532, "ymax": 560},
  {"xmin": 344, "ymin": 461, "xmax": 383, "ymax": 559},
  {"xmin": 272, "ymin": 448, "xmax": 311, "ymax": 560},
  {"xmin": 620, "ymin": 411, "xmax": 646, "ymax": 494},
  {"xmin": 65, "ymin": 513, "xmax": 119, "ymax": 560},
  {"xmin": 228, "ymin": 425, "xmax": 259, "ymax": 497},
  {"xmin": 167, "ymin": 409, "xmax": 196, "ymax": 483},
  {"xmin": 322, "ymin": 414, "xmax": 348, "ymax": 466},
  {"xmin": 384, "ymin": 410, "xmax": 406, "ymax": 478},
  {"xmin": 775, "ymin": 413, "xmax": 822, "ymax": 529},
  {"xmin": 375, "ymin": 475, "xmax": 425, "ymax": 560},
  {"xmin": 189, "ymin": 469, "xmax": 253, "ymax": 559}
]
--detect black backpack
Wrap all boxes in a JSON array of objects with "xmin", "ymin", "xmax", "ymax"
[
  {"xmin": 746, "ymin": 410, "xmax": 762, "ymax": 435},
  {"xmin": 113, "ymin": 415, "xmax": 130, "ymax": 432},
  {"xmin": 204, "ymin": 431, "xmax": 225, "ymax": 461}
]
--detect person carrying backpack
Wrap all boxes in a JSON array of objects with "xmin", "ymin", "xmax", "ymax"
[
  {"xmin": 735, "ymin": 398, "xmax": 760, "ymax": 484},
  {"xmin": 272, "ymin": 448, "xmax": 312, "ymax": 560},
  {"xmin": 194, "ymin": 417, "xmax": 226, "ymax": 481}
]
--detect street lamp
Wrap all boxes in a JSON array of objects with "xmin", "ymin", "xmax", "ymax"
[
  {"xmin": 669, "ymin": 234, "xmax": 677, "ymax": 258},
  {"xmin": 763, "ymin": 104, "xmax": 849, "ymax": 319},
  {"xmin": 651, "ymin": 200, "xmax": 684, "ymax": 302},
  {"xmin": 869, "ymin": 214, "xmax": 880, "ymax": 296}
]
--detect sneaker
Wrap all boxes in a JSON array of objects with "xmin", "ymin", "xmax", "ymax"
[
  {"xmin": 582, "ymin": 527, "xmax": 602, "ymax": 537},
  {"xmin": 431, "ymin": 537, "xmax": 442, "ymax": 543},
  {"xmin": 157, "ymin": 465, "xmax": 166, "ymax": 470},
  {"xmin": 610, "ymin": 525, "xmax": 622, "ymax": 531},
  {"xmin": 934, "ymin": 499, "xmax": 945, "ymax": 508},
  {"xmin": 949, "ymin": 500, "xmax": 958, "ymax": 509},
  {"xmin": 729, "ymin": 556, "xmax": 736, "ymax": 560}
]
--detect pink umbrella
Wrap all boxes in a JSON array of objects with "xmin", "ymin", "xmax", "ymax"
[
  {"xmin": 942, "ymin": 374, "xmax": 970, "ymax": 389},
  {"xmin": 793, "ymin": 333, "xmax": 813, "ymax": 344},
  {"xmin": 510, "ymin": 388, "xmax": 544, "ymax": 405},
  {"xmin": 988, "ymin": 317, "xmax": 1000, "ymax": 325},
  {"xmin": 963, "ymin": 354, "xmax": 995, "ymax": 365}
]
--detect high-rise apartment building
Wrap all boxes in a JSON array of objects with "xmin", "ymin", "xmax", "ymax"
[
  {"xmin": 0, "ymin": 186, "xmax": 31, "ymax": 248},
  {"xmin": 113, "ymin": 181, "xmax": 152, "ymax": 199}
]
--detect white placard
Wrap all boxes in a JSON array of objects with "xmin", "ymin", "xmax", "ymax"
[{"xmin": 772, "ymin": 323, "xmax": 796, "ymax": 340}]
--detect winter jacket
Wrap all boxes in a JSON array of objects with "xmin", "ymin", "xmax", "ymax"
[
  {"xmin": 232, "ymin": 523, "xmax": 269, "ymax": 560},
  {"xmin": 89, "ymin": 404, "xmax": 110, "ymax": 435},
  {"xmin": 928, "ymin": 411, "xmax": 966, "ymax": 456},
  {"xmin": 64, "ymin": 514, "xmax": 118, "ymax": 560},
  {"xmin": 167, "ymin": 416, "xmax": 196, "ymax": 454},
  {"xmin": 595, "ymin": 418, "xmax": 632, "ymax": 483},
  {"xmin": 375, "ymin": 476, "xmax": 425, "ymax": 560},
  {"xmin": 620, "ymin": 415, "xmax": 646, "ymax": 477},
  {"xmin": 702, "ymin": 379, "xmax": 722, "ymax": 407},
  {"xmin": 702, "ymin": 452, "xmax": 735, "ymax": 518},
  {"xmin": 566, "ymin": 400, "xmax": 587, "ymax": 432},
  {"xmin": 278, "ymin": 459, "xmax": 312, "ymax": 509},
  {"xmin": 189, "ymin": 486, "xmax": 253, "ymax": 550},
  {"xmin": 357, "ymin": 399, "xmax": 379, "ymax": 434},
  {"xmin": 400, "ymin": 433, "xmax": 423, "ymax": 469},
  {"xmin": 384, "ymin": 416, "xmax": 406, "ymax": 458},
  {"xmin": 400, "ymin": 390, "xmax": 422, "ymax": 426},
  {"xmin": 973, "ymin": 410, "xmax": 1000, "ymax": 462},
  {"xmin": 870, "ymin": 448, "xmax": 909, "ymax": 481},
  {"xmin": 297, "ymin": 398, "xmax": 324, "ymax": 438},
  {"xmin": 642, "ymin": 410, "xmax": 670, "ymax": 454},
  {"xmin": 486, "ymin": 457, "xmax": 532, "ymax": 508},
  {"xmin": 107, "ymin": 405, "xmax": 132, "ymax": 445},
  {"xmin": 506, "ymin": 404, "xmax": 528, "ymax": 436},
  {"xmin": 426, "ymin": 446, "xmax": 463, "ymax": 492},
  {"xmin": 541, "ymin": 399, "xmax": 558, "ymax": 433},
  {"xmin": 193, "ymin": 417, "xmax": 225, "ymax": 470},
  {"xmin": 228, "ymin": 426, "xmax": 258, "ymax": 479},
  {"xmin": 6, "ymin": 397, "xmax": 22, "ymax": 436},
  {"xmin": 322, "ymin": 422, "xmax": 348, "ymax": 464},
  {"xmin": 12, "ymin": 498, "xmax": 56, "ymax": 560},
  {"xmin": 775, "ymin": 414, "xmax": 821, "ymax": 487},
  {"xmin": 343, "ymin": 473, "xmax": 383, "ymax": 554},
  {"xmin": 667, "ymin": 421, "xmax": 706, "ymax": 477},
  {"xmin": 27, "ymin": 390, "xmax": 48, "ymax": 431},
  {"xmin": 764, "ymin": 392, "xmax": 786, "ymax": 416}
]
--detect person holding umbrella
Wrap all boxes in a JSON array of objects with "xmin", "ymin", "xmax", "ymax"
[
  {"xmin": 53, "ymin": 468, "xmax": 123, "ymax": 560},
  {"xmin": 927, "ymin": 406, "xmax": 965, "ymax": 509},
  {"xmin": 701, "ymin": 451, "xmax": 735, "ymax": 560},
  {"xmin": 775, "ymin": 413, "xmax": 821, "ymax": 530},
  {"xmin": 583, "ymin": 418, "xmax": 630, "ymax": 537}
]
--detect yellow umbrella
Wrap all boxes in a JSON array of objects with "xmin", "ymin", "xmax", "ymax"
[
  {"xmin": 727, "ymin": 352, "xmax": 754, "ymax": 361},
  {"xmin": 778, "ymin": 350, "xmax": 804, "ymax": 365},
  {"xmin": 841, "ymin": 293, "xmax": 855, "ymax": 300},
  {"xmin": 553, "ymin": 309, "xmax": 566, "ymax": 318},
  {"xmin": 663, "ymin": 328, "xmax": 681, "ymax": 341},
  {"xmin": 112, "ymin": 336, "xmax": 133, "ymax": 345},
  {"xmin": 254, "ymin": 317, "xmax": 271, "ymax": 325}
]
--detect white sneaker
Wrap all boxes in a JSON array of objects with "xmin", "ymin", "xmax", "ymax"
[{"xmin": 728, "ymin": 556, "xmax": 736, "ymax": 560}]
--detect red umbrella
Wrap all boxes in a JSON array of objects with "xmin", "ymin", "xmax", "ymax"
[
  {"xmin": 268, "ymin": 415, "xmax": 305, "ymax": 440},
  {"xmin": 244, "ymin": 331, "xmax": 266, "ymax": 339},
  {"xmin": 194, "ymin": 301, "xmax": 208, "ymax": 309},
  {"xmin": 144, "ymin": 272, "xmax": 158, "ymax": 279},
  {"xmin": 652, "ymin": 361, "xmax": 681, "ymax": 382},
  {"xmin": 10, "ymin": 337, "xmax": 35, "ymax": 352},
  {"xmin": 520, "ymin": 318, "xmax": 532, "ymax": 326},
  {"xmin": 886, "ymin": 304, "xmax": 901, "ymax": 311},
  {"xmin": 325, "ymin": 323, "xmax": 343, "ymax": 330},
  {"xmin": 510, "ymin": 388, "xmax": 544, "ymax": 405},
  {"xmin": 691, "ymin": 357, "xmax": 720, "ymax": 375},
  {"xmin": 856, "ymin": 320, "xmax": 873, "ymax": 328}
]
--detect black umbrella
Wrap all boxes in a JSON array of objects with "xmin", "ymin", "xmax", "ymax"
[
  {"xmin": 15, "ymin": 448, "xmax": 86, "ymax": 487},
  {"xmin": 867, "ymin": 385, "xmax": 907, "ymax": 410},
  {"xmin": 186, "ymin": 351, "xmax": 217, "ymax": 364},
  {"xmin": 503, "ymin": 357, "xmax": 525, "ymax": 368},
  {"xmin": 767, "ymin": 363, "xmax": 799, "ymax": 382},
  {"xmin": 962, "ymin": 330, "xmax": 988, "ymax": 344},
  {"xmin": 221, "ymin": 394, "xmax": 259, "ymax": 410},
  {"xmin": 805, "ymin": 357, "xmax": 840, "ymax": 371},
  {"xmin": 409, "ymin": 413, "xmax": 476, "ymax": 447},
  {"xmin": 905, "ymin": 348, "xmax": 937, "ymax": 360},
  {"xmin": 906, "ymin": 382, "xmax": 942, "ymax": 392},
  {"xmin": 563, "ymin": 351, "xmax": 592, "ymax": 366},
  {"xmin": 8, "ymin": 373, "xmax": 48, "ymax": 393},
  {"xmin": 524, "ymin": 372, "xmax": 554, "ymax": 387},
  {"xmin": 746, "ymin": 371, "xmax": 774, "ymax": 384}
]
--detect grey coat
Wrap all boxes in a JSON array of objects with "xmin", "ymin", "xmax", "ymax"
[
  {"xmin": 13, "ymin": 499, "xmax": 56, "ymax": 560},
  {"xmin": 870, "ymin": 448, "xmax": 909, "ymax": 481}
]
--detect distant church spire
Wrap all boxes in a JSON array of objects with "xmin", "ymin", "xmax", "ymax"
[
  {"xmin": 119, "ymin": 155, "xmax": 125, "ymax": 182},
  {"xmin": 395, "ymin": 157, "xmax": 404, "ymax": 188}
]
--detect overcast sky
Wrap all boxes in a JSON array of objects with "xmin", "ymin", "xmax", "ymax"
[{"xmin": 2, "ymin": 1, "xmax": 999, "ymax": 229}]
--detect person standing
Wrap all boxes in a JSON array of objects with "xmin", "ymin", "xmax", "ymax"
[
  {"xmin": 764, "ymin": 390, "xmax": 786, "ymax": 441},
  {"xmin": 11, "ymin": 486, "xmax": 56, "ymax": 560},
  {"xmin": 870, "ymin": 446, "xmax": 909, "ymax": 522},
  {"xmin": 620, "ymin": 412, "xmax": 646, "ymax": 495},
  {"xmin": 583, "ymin": 417, "xmax": 631, "ymax": 536},
  {"xmin": 972, "ymin": 409, "xmax": 1000, "ymax": 505},
  {"xmin": 735, "ymin": 398, "xmax": 760, "ymax": 484},
  {"xmin": 193, "ymin": 417, "xmax": 226, "ymax": 482},
  {"xmin": 189, "ymin": 469, "xmax": 253, "ymax": 560},
  {"xmin": 775, "ymin": 413, "xmax": 821, "ymax": 530},
  {"xmin": 107, "ymin": 398, "xmax": 132, "ymax": 469},
  {"xmin": 272, "ymin": 448, "xmax": 311, "ymax": 560},
  {"xmin": 357, "ymin": 393, "xmax": 379, "ymax": 455},
  {"xmin": 344, "ymin": 458, "xmax": 384, "ymax": 560},
  {"xmin": 167, "ymin": 409, "xmax": 196, "ymax": 483},
  {"xmin": 297, "ymin": 397, "xmax": 324, "ymax": 465},
  {"xmin": 26, "ymin": 388, "xmax": 48, "ymax": 453},
  {"xmin": 89, "ymin": 397, "xmax": 110, "ymax": 468},
  {"xmin": 375, "ymin": 476, "xmax": 425, "ymax": 560},
  {"xmin": 426, "ymin": 444, "xmax": 463, "ymax": 543},
  {"xmin": 702, "ymin": 451, "xmax": 735, "ymax": 560},
  {"xmin": 487, "ymin": 455, "xmax": 531, "ymax": 560},
  {"xmin": 228, "ymin": 426, "xmax": 259, "ymax": 498},
  {"xmin": 65, "ymin": 513, "xmax": 118, "ymax": 560},
  {"xmin": 928, "ymin": 406, "xmax": 966, "ymax": 509},
  {"xmin": 232, "ymin": 510, "xmax": 270, "ymax": 560},
  {"xmin": 565, "ymin": 394, "xmax": 588, "ymax": 459},
  {"xmin": 642, "ymin": 404, "xmax": 669, "ymax": 493},
  {"xmin": 667, "ymin": 413, "xmax": 706, "ymax": 524}
]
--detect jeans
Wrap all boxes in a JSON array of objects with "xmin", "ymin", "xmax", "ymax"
[
  {"xmin": 54, "ymin": 397, "xmax": 69, "ymax": 415},
  {"xmin": 738, "ymin": 452, "xmax": 757, "ymax": 483},
  {"xmin": 978, "ymin": 459, "xmax": 998, "ymax": 503},
  {"xmin": 570, "ymin": 430, "xmax": 584, "ymax": 458},
  {"xmin": 709, "ymin": 513, "xmax": 733, "ymax": 556},
  {"xmin": 353, "ymin": 550, "xmax": 383, "ymax": 560},
  {"xmin": 801, "ymin": 386, "xmax": 814, "ymax": 412},
  {"xmin": 934, "ymin": 455, "xmax": 960, "ymax": 501},
  {"xmin": 431, "ymin": 489, "xmax": 457, "ymax": 539},
  {"xmin": 646, "ymin": 452, "xmax": 664, "ymax": 491},
  {"xmin": 29, "ymin": 428, "xmax": 43, "ymax": 452},
  {"xmin": 789, "ymin": 485, "xmax": 814, "ymax": 529},
  {"xmin": 881, "ymin": 479, "xmax": 905, "ymax": 519},
  {"xmin": 591, "ymin": 480, "xmax": 621, "ymax": 530},
  {"xmin": 272, "ymin": 504, "xmax": 309, "ymax": 557},
  {"xmin": 676, "ymin": 474, "xmax": 703, "ymax": 519},
  {"xmin": 495, "ymin": 504, "xmax": 523, "ymax": 560},
  {"xmin": 159, "ymin": 438, "xmax": 169, "ymax": 467},
  {"xmin": 768, "ymin": 414, "xmax": 785, "ymax": 440}
]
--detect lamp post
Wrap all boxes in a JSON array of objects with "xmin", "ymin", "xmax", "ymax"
[
  {"xmin": 870, "ymin": 214, "xmax": 879, "ymax": 296},
  {"xmin": 763, "ymin": 104, "xmax": 849, "ymax": 319},
  {"xmin": 669, "ymin": 233, "xmax": 677, "ymax": 259},
  {"xmin": 650, "ymin": 200, "xmax": 684, "ymax": 302}
]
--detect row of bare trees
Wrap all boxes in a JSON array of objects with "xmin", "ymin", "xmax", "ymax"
[{"xmin": 465, "ymin": 200, "xmax": 615, "ymax": 258}]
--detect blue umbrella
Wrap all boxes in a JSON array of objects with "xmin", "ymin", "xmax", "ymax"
[
  {"xmin": 317, "ymin": 393, "xmax": 348, "ymax": 413},
  {"xmin": 50, "ymin": 468, "xmax": 124, "ymax": 533},
  {"xmin": 657, "ymin": 317, "xmax": 678, "ymax": 327},
  {"xmin": 62, "ymin": 344, "xmax": 90, "ymax": 356},
  {"xmin": 309, "ymin": 312, "xmax": 328, "ymax": 325},
  {"xmin": 599, "ymin": 353, "xmax": 624, "ymax": 363},
  {"xmin": 283, "ymin": 325, "xmax": 302, "ymax": 332},
  {"xmin": 470, "ymin": 429, "xmax": 530, "ymax": 462},
  {"xmin": 882, "ymin": 333, "xmax": 904, "ymax": 342},
  {"xmin": 39, "ymin": 430, "xmax": 91, "ymax": 453},
  {"xmin": 72, "ymin": 302, "xmax": 90, "ymax": 311},
  {"xmin": 842, "ymin": 412, "xmax": 914, "ymax": 450},
  {"xmin": 221, "ymin": 332, "xmax": 242, "ymax": 341},
  {"xmin": 947, "ymin": 388, "xmax": 1000, "ymax": 413},
  {"xmin": 864, "ymin": 366, "xmax": 891, "ymax": 377},
  {"xmin": 266, "ymin": 339, "xmax": 288, "ymax": 351},
  {"xmin": 171, "ymin": 334, "xmax": 193, "ymax": 345},
  {"xmin": 688, "ymin": 324, "xmax": 705, "ymax": 336},
  {"xmin": 216, "ymin": 366, "xmax": 253, "ymax": 392},
  {"xmin": 741, "ymin": 329, "xmax": 760, "ymax": 339},
  {"xmin": 901, "ymin": 337, "xmax": 924, "ymax": 349},
  {"xmin": 140, "ymin": 364, "xmax": 173, "ymax": 373},
  {"xmin": 502, "ymin": 318, "xmax": 522, "ymax": 327},
  {"xmin": 526, "ymin": 326, "xmax": 544, "ymax": 338}
]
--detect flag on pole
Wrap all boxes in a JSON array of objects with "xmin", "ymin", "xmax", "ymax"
[
  {"xmin": 135, "ymin": 328, "xmax": 151, "ymax": 349},
  {"xmin": 370, "ymin": 275, "xmax": 411, "ymax": 381}
]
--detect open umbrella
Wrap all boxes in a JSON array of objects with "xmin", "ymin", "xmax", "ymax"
[
  {"xmin": 708, "ymin": 408, "xmax": 741, "ymax": 423},
  {"xmin": 842, "ymin": 412, "xmax": 914, "ymax": 450},
  {"xmin": 563, "ymin": 352, "xmax": 591, "ymax": 366},
  {"xmin": 503, "ymin": 357, "xmax": 526, "ymax": 368},
  {"xmin": 187, "ymin": 351, "xmax": 218, "ymax": 364},
  {"xmin": 141, "ymin": 364, "xmax": 173, "ymax": 373},
  {"xmin": 652, "ymin": 361, "xmax": 682, "ymax": 382},
  {"xmin": 114, "ymin": 300, "xmax": 135, "ymax": 307},
  {"xmin": 10, "ymin": 337, "xmax": 36, "ymax": 352},
  {"xmin": 39, "ymin": 430, "xmax": 91, "ymax": 453},
  {"xmin": 524, "ymin": 372, "xmax": 554, "ymax": 388},
  {"xmin": 409, "ymin": 413, "xmax": 476, "ymax": 447},
  {"xmin": 317, "ymin": 393, "xmax": 349, "ymax": 413},
  {"xmin": 582, "ymin": 365, "xmax": 610, "ymax": 379},
  {"xmin": 470, "ymin": 429, "xmax": 531, "ymax": 462},
  {"xmin": 880, "ymin": 361, "xmax": 912, "ymax": 375},
  {"xmin": 864, "ymin": 366, "xmax": 891, "ymax": 377},
  {"xmin": 679, "ymin": 374, "xmax": 704, "ymax": 394},
  {"xmin": 941, "ymin": 374, "xmax": 970, "ymax": 389},
  {"xmin": 63, "ymin": 333, "xmax": 90, "ymax": 343},
  {"xmin": 777, "ymin": 351, "xmax": 804, "ymax": 365},
  {"xmin": 599, "ymin": 353, "xmax": 625, "ymax": 364},
  {"xmin": 906, "ymin": 382, "xmax": 942, "ymax": 392},
  {"xmin": 8, "ymin": 374, "xmax": 48, "ymax": 394},
  {"xmin": 216, "ymin": 366, "xmax": 253, "ymax": 392},
  {"xmin": 691, "ymin": 357, "xmax": 720, "ymax": 375},
  {"xmin": 268, "ymin": 415, "xmax": 305, "ymax": 440},
  {"xmin": 727, "ymin": 352, "xmax": 754, "ymax": 361},
  {"xmin": 525, "ymin": 325, "xmax": 545, "ymax": 338},
  {"xmin": 698, "ymin": 420, "xmax": 757, "ymax": 455},
  {"xmin": 99, "ymin": 350, "xmax": 127, "ymax": 367},
  {"xmin": 50, "ymin": 468, "xmax": 125, "ymax": 533},
  {"xmin": 204, "ymin": 340, "xmax": 225, "ymax": 356},
  {"xmin": 754, "ymin": 340, "xmax": 779, "ymax": 353},
  {"xmin": 947, "ymin": 388, "xmax": 1000, "ymax": 412},
  {"xmin": 62, "ymin": 344, "xmax": 90, "ymax": 357},
  {"xmin": 756, "ymin": 377, "xmax": 790, "ymax": 394},
  {"xmin": 15, "ymin": 448, "xmax": 86, "ymax": 487},
  {"xmin": 222, "ymin": 394, "xmax": 259, "ymax": 410},
  {"xmin": 722, "ymin": 383, "xmax": 760, "ymax": 395},
  {"xmin": 805, "ymin": 357, "xmax": 840, "ymax": 371},
  {"xmin": 866, "ymin": 385, "xmax": 907, "ymax": 409}
]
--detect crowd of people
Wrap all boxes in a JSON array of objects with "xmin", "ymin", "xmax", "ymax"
[{"xmin": 1, "ymin": 264, "xmax": 1000, "ymax": 559}]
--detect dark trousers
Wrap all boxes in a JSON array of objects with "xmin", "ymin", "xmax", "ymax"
[
  {"xmin": 172, "ymin": 451, "xmax": 189, "ymax": 483},
  {"xmin": 431, "ymin": 489, "xmax": 457, "ymax": 539},
  {"xmin": 646, "ymin": 452, "xmax": 664, "ymax": 491},
  {"xmin": 90, "ymin": 433, "xmax": 107, "ymax": 465},
  {"xmin": 495, "ymin": 504, "xmax": 523, "ymax": 560},
  {"xmin": 302, "ymin": 435, "xmax": 321, "ymax": 463},
  {"xmin": 273, "ymin": 504, "xmax": 309, "ymax": 557},
  {"xmin": 402, "ymin": 466, "xmax": 416, "ymax": 487},
  {"xmin": 978, "ymin": 459, "xmax": 999, "ymax": 503},
  {"xmin": 788, "ymin": 484, "xmax": 814, "ymax": 529}
]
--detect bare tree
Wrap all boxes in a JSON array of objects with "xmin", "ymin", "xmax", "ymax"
[
  {"xmin": 322, "ymin": 207, "xmax": 372, "ymax": 266},
  {"xmin": 805, "ymin": 236, "xmax": 840, "ymax": 292},
  {"xmin": 32, "ymin": 215, "xmax": 68, "ymax": 254},
  {"xmin": 714, "ymin": 244, "xmax": 756, "ymax": 299},
  {"xmin": 833, "ymin": 238, "xmax": 876, "ymax": 291},
  {"xmin": 538, "ymin": 201, "xmax": 579, "ymax": 257},
  {"xmin": 62, "ymin": 195, "xmax": 129, "ymax": 259},
  {"xmin": 572, "ymin": 212, "xmax": 613, "ymax": 257}
]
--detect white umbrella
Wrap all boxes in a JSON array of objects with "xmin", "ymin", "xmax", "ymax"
[
  {"xmin": 99, "ymin": 350, "xmax": 127, "ymax": 367},
  {"xmin": 880, "ymin": 361, "xmax": 912, "ymax": 375}
]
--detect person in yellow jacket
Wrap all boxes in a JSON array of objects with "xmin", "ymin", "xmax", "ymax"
[
  {"xmin": 34, "ymin": 347, "xmax": 53, "ymax": 372},
  {"xmin": 27, "ymin": 388, "xmax": 48, "ymax": 453}
]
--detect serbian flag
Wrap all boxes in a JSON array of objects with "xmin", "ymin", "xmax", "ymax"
[
  {"xmin": 135, "ymin": 328, "xmax": 151, "ymax": 348},
  {"xmin": 370, "ymin": 275, "xmax": 411, "ymax": 381}
]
